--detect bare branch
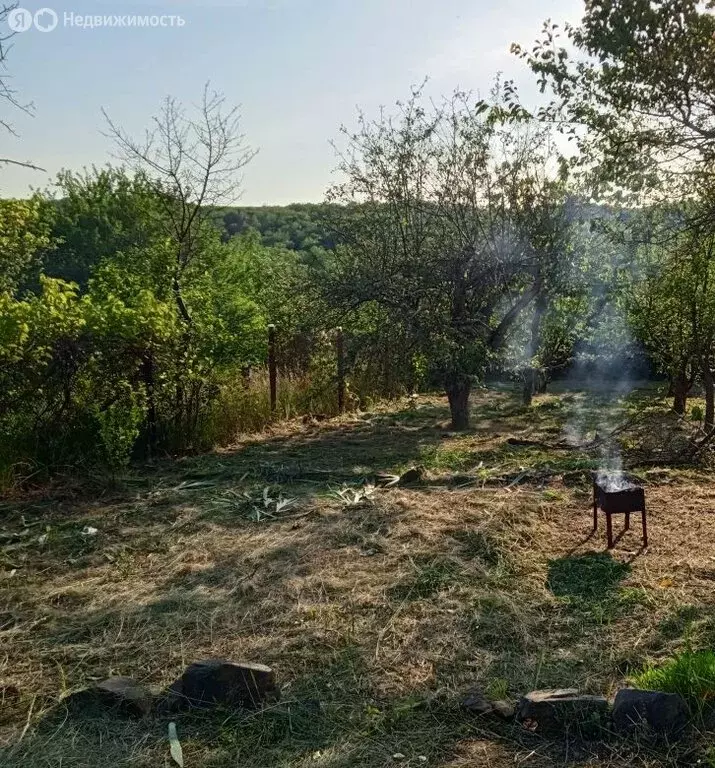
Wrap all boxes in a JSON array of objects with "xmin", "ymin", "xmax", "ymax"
[
  {"xmin": 103, "ymin": 83, "xmax": 257, "ymax": 324},
  {"xmin": 0, "ymin": 157, "xmax": 44, "ymax": 171}
]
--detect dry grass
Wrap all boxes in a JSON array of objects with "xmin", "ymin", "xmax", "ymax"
[{"xmin": 1, "ymin": 387, "xmax": 715, "ymax": 767}]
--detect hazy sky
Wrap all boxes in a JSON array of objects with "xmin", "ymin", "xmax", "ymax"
[{"xmin": 3, "ymin": 0, "xmax": 583, "ymax": 204}]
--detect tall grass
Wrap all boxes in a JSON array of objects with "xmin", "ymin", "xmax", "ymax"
[
  {"xmin": 630, "ymin": 650, "xmax": 715, "ymax": 704},
  {"xmin": 199, "ymin": 368, "xmax": 353, "ymax": 447}
]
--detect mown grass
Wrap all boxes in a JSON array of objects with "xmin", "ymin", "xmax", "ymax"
[{"xmin": 1, "ymin": 386, "xmax": 715, "ymax": 766}]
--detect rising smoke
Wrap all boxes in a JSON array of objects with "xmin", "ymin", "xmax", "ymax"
[{"xmin": 561, "ymin": 298, "xmax": 644, "ymax": 491}]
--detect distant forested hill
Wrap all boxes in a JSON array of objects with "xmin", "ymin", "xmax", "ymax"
[{"xmin": 218, "ymin": 203, "xmax": 339, "ymax": 253}]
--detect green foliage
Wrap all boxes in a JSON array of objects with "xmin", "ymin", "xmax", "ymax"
[
  {"xmin": 515, "ymin": 0, "xmax": 715, "ymax": 197},
  {"xmin": 515, "ymin": 1, "xmax": 715, "ymax": 419},
  {"xmin": 624, "ymin": 206, "xmax": 715, "ymax": 415},
  {"xmin": 1, "ymin": 158, "xmax": 394, "ymax": 484},
  {"xmin": 93, "ymin": 387, "xmax": 145, "ymax": 471},
  {"xmin": 0, "ymin": 197, "xmax": 55, "ymax": 293},
  {"xmin": 631, "ymin": 651, "xmax": 715, "ymax": 704},
  {"xmin": 46, "ymin": 168, "xmax": 164, "ymax": 287},
  {"xmin": 221, "ymin": 203, "xmax": 338, "ymax": 254},
  {"xmin": 323, "ymin": 86, "xmax": 572, "ymax": 426},
  {"xmin": 0, "ymin": 168, "xmax": 279, "ymax": 482},
  {"xmin": 219, "ymin": 230, "xmax": 317, "ymax": 367},
  {"xmin": 0, "ymin": 274, "xmax": 175, "ymax": 473}
]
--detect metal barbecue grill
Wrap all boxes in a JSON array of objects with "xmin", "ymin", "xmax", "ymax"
[{"xmin": 592, "ymin": 472, "xmax": 648, "ymax": 549}]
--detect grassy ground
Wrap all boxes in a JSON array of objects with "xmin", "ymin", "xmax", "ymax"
[{"xmin": 2, "ymin": 387, "xmax": 715, "ymax": 767}]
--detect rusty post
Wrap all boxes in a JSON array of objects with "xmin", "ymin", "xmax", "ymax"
[
  {"xmin": 268, "ymin": 324, "xmax": 277, "ymax": 415},
  {"xmin": 336, "ymin": 326, "xmax": 345, "ymax": 415}
]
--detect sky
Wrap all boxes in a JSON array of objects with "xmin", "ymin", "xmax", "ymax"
[{"xmin": 2, "ymin": 0, "xmax": 584, "ymax": 205}]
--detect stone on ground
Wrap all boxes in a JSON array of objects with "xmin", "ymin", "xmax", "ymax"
[
  {"xmin": 66, "ymin": 677, "xmax": 153, "ymax": 718},
  {"xmin": 462, "ymin": 689, "xmax": 493, "ymax": 715},
  {"xmin": 462, "ymin": 689, "xmax": 515, "ymax": 720},
  {"xmin": 516, "ymin": 689, "xmax": 608, "ymax": 736},
  {"xmin": 165, "ymin": 659, "xmax": 278, "ymax": 710},
  {"xmin": 612, "ymin": 688, "xmax": 689, "ymax": 738}
]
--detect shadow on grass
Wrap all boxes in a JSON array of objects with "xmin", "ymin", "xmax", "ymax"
[
  {"xmin": 387, "ymin": 556, "xmax": 465, "ymax": 601},
  {"xmin": 547, "ymin": 552, "xmax": 631, "ymax": 602},
  {"xmin": 7, "ymin": 635, "xmax": 604, "ymax": 768},
  {"xmin": 0, "ymin": 644, "xmax": 371, "ymax": 768},
  {"xmin": 5, "ymin": 664, "xmax": 689, "ymax": 768}
]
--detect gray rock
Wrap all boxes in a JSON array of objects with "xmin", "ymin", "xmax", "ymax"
[
  {"xmin": 612, "ymin": 688, "xmax": 689, "ymax": 738},
  {"xmin": 462, "ymin": 689, "xmax": 493, "ymax": 715},
  {"xmin": 165, "ymin": 659, "xmax": 278, "ymax": 710},
  {"xmin": 516, "ymin": 689, "xmax": 608, "ymax": 736},
  {"xmin": 462, "ymin": 690, "xmax": 515, "ymax": 720},
  {"xmin": 67, "ymin": 677, "xmax": 152, "ymax": 719}
]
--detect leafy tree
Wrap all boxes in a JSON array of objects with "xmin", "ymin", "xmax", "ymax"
[
  {"xmin": 514, "ymin": 0, "xmax": 715, "ymax": 197},
  {"xmin": 99, "ymin": 87, "xmax": 265, "ymax": 449},
  {"xmin": 104, "ymin": 83, "xmax": 256, "ymax": 326},
  {"xmin": 517, "ymin": 1, "xmax": 715, "ymax": 424},
  {"xmin": 325, "ymin": 89, "xmax": 570, "ymax": 428},
  {"xmin": 83, "ymin": 210, "xmax": 265, "ymax": 453},
  {"xmin": 627, "ymin": 209, "xmax": 715, "ymax": 423},
  {"xmin": 46, "ymin": 168, "xmax": 164, "ymax": 287},
  {"xmin": 0, "ymin": 197, "xmax": 54, "ymax": 293}
]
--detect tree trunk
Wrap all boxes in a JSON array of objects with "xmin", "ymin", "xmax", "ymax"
[
  {"xmin": 536, "ymin": 371, "xmax": 549, "ymax": 394},
  {"xmin": 446, "ymin": 373, "xmax": 471, "ymax": 431},
  {"xmin": 142, "ymin": 351, "xmax": 157, "ymax": 457},
  {"xmin": 522, "ymin": 294, "xmax": 547, "ymax": 406},
  {"xmin": 172, "ymin": 272, "xmax": 191, "ymax": 325},
  {"xmin": 673, "ymin": 363, "xmax": 689, "ymax": 415},
  {"xmin": 702, "ymin": 359, "xmax": 715, "ymax": 430},
  {"xmin": 522, "ymin": 381, "xmax": 533, "ymax": 407},
  {"xmin": 174, "ymin": 383, "xmax": 185, "ymax": 447}
]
